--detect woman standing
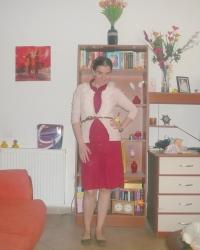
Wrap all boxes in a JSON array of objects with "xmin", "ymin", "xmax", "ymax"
[{"xmin": 71, "ymin": 56, "xmax": 137, "ymax": 246}]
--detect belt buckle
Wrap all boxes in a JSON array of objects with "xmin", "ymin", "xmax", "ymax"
[{"xmin": 87, "ymin": 116, "xmax": 95, "ymax": 121}]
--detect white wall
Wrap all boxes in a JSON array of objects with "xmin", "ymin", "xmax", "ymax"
[{"xmin": 0, "ymin": 0, "xmax": 200, "ymax": 207}]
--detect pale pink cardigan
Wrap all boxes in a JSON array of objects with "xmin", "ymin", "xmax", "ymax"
[{"xmin": 71, "ymin": 82, "xmax": 137, "ymax": 143}]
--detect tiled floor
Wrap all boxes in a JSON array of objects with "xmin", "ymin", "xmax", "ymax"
[{"xmin": 36, "ymin": 214, "xmax": 168, "ymax": 250}]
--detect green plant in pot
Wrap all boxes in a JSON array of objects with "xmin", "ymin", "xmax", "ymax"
[{"xmin": 99, "ymin": 0, "xmax": 127, "ymax": 45}]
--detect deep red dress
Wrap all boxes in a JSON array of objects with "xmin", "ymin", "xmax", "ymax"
[{"xmin": 81, "ymin": 83, "xmax": 124, "ymax": 190}]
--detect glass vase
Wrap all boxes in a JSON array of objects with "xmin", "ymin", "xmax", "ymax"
[
  {"xmin": 161, "ymin": 69, "xmax": 170, "ymax": 93},
  {"xmin": 107, "ymin": 25, "xmax": 118, "ymax": 45}
]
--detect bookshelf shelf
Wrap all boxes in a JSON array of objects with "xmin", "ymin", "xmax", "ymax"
[
  {"xmin": 75, "ymin": 44, "xmax": 148, "ymax": 227},
  {"xmin": 149, "ymin": 125, "xmax": 177, "ymax": 128},
  {"xmin": 75, "ymin": 213, "xmax": 145, "ymax": 227},
  {"xmin": 124, "ymin": 172, "xmax": 145, "ymax": 182}
]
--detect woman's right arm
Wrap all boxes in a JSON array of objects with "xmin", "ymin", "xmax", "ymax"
[{"xmin": 72, "ymin": 123, "xmax": 91, "ymax": 163}]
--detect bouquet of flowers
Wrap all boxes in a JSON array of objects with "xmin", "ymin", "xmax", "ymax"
[
  {"xmin": 99, "ymin": 0, "xmax": 127, "ymax": 27},
  {"xmin": 143, "ymin": 26, "xmax": 200, "ymax": 92}
]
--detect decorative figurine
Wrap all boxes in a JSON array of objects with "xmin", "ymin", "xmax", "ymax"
[
  {"xmin": 165, "ymin": 138, "xmax": 186, "ymax": 154},
  {"xmin": 131, "ymin": 160, "xmax": 138, "ymax": 173},
  {"xmin": 132, "ymin": 95, "xmax": 141, "ymax": 104},
  {"xmin": 161, "ymin": 114, "xmax": 171, "ymax": 125},
  {"xmin": 149, "ymin": 117, "xmax": 157, "ymax": 125},
  {"xmin": 128, "ymin": 145, "xmax": 135, "ymax": 157},
  {"xmin": 134, "ymin": 131, "xmax": 142, "ymax": 140},
  {"xmin": 129, "ymin": 82, "xmax": 135, "ymax": 90},
  {"xmin": 12, "ymin": 140, "xmax": 19, "ymax": 148},
  {"xmin": 1, "ymin": 141, "xmax": 8, "ymax": 148}
]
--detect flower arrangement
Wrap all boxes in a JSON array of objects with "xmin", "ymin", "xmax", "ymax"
[
  {"xmin": 143, "ymin": 26, "xmax": 200, "ymax": 92},
  {"xmin": 99, "ymin": 0, "xmax": 127, "ymax": 27}
]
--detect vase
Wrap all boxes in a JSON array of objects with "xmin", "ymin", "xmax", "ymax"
[
  {"xmin": 161, "ymin": 68, "xmax": 170, "ymax": 93},
  {"xmin": 131, "ymin": 161, "xmax": 138, "ymax": 173},
  {"xmin": 107, "ymin": 25, "xmax": 118, "ymax": 45}
]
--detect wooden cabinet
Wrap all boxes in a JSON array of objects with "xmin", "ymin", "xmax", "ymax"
[
  {"xmin": 147, "ymin": 151, "xmax": 200, "ymax": 236},
  {"xmin": 149, "ymin": 92, "xmax": 200, "ymax": 105},
  {"xmin": 75, "ymin": 44, "xmax": 148, "ymax": 227}
]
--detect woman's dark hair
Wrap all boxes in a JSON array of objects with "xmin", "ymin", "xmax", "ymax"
[{"xmin": 92, "ymin": 56, "xmax": 113, "ymax": 71}]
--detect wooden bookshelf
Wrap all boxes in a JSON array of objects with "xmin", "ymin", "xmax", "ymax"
[{"xmin": 149, "ymin": 92, "xmax": 200, "ymax": 104}]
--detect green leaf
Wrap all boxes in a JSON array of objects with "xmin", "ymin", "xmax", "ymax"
[{"xmin": 102, "ymin": 7, "xmax": 123, "ymax": 26}]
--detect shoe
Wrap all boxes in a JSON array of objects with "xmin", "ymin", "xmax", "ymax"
[
  {"xmin": 81, "ymin": 233, "xmax": 92, "ymax": 245},
  {"xmin": 95, "ymin": 235, "xmax": 106, "ymax": 247},
  {"xmin": 81, "ymin": 238, "xmax": 92, "ymax": 245}
]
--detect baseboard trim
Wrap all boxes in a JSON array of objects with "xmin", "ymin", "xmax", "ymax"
[{"xmin": 47, "ymin": 206, "xmax": 74, "ymax": 214}]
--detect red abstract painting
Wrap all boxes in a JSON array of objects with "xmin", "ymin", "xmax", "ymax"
[{"xmin": 15, "ymin": 46, "xmax": 51, "ymax": 81}]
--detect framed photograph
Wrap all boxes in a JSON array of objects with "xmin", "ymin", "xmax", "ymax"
[{"xmin": 176, "ymin": 76, "xmax": 190, "ymax": 93}]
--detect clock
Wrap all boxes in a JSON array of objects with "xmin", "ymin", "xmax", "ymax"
[
  {"xmin": 112, "ymin": 200, "xmax": 135, "ymax": 214},
  {"xmin": 123, "ymin": 203, "xmax": 134, "ymax": 214},
  {"xmin": 112, "ymin": 201, "xmax": 123, "ymax": 213}
]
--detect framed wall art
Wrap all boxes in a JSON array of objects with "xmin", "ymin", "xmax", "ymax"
[
  {"xmin": 176, "ymin": 76, "xmax": 190, "ymax": 93},
  {"xmin": 15, "ymin": 46, "xmax": 51, "ymax": 81},
  {"xmin": 37, "ymin": 124, "xmax": 63, "ymax": 149}
]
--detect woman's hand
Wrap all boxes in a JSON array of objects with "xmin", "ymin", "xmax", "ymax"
[{"xmin": 78, "ymin": 142, "xmax": 91, "ymax": 163}]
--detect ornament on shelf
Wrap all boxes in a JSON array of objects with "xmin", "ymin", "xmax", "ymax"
[
  {"xmin": 149, "ymin": 117, "xmax": 157, "ymax": 125},
  {"xmin": 132, "ymin": 95, "xmax": 141, "ymax": 104},
  {"xmin": 138, "ymin": 80, "xmax": 144, "ymax": 88},
  {"xmin": 131, "ymin": 160, "xmax": 138, "ymax": 173},
  {"xmin": 161, "ymin": 114, "xmax": 171, "ymax": 125},
  {"xmin": 128, "ymin": 145, "xmax": 135, "ymax": 157},
  {"xmin": 129, "ymin": 82, "xmax": 135, "ymax": 90},
  {"xmin": 133, "ymin": 131, "xmax": 142, "ymax": 140},
  {"xmin": 12, "ymin": 140, "xmax": 19, "ymax": 148},
  {"xmin": 165, "ymin": 138, "xmax": 186, "ymax": 154},
  {"xmin": 1, "ymin": 141, "xmax": 8, "ymax": 148}
]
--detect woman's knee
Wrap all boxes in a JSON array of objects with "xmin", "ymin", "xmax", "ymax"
[
  {"xmin": 84, "ymin": 189, "xmax": 97, "ymax": 198},
  {"xmin": 99, "ymin": 188, "xmax": 111, "ymax": 194}
]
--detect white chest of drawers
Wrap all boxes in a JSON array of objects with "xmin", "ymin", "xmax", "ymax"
[{"xmin": 147, "ymin": 151, "xmax": 200, "ymax": 236}]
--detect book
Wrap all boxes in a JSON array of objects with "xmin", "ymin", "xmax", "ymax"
[
  {"xmin": 106, "ymin": 51, "xmax": 121, "ymax": 69},
  {"xmin": 124, "ymin": 182, "xmax": 143, "ymax": 189}
]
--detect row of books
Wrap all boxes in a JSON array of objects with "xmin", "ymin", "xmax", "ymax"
[
  {"xmin": 80, "ymin": 50, "xmax": 145, "ymax": 70},
  {"xmin": 76, "ymin": 183, "xmax": 144, "ymax": 213},
  {"xmin": 111, "ymin": 188, "xmax": 144, "ymax": 202}
]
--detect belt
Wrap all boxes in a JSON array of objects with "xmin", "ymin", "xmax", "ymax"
[{"xmin": 81, "ymin": 116, "xmax": 113, "ymax": 123}]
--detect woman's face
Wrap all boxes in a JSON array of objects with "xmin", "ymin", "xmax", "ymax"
[{"xmin": 94, "ymin": 65, "xmax": 112, "ymax": 86}]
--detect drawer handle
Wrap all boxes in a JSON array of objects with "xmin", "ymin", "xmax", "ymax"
[
  {"xmin": 178, "ymin": 222, "xmax": 192, "ymax": 226},
  {"xmin": 179, "ymin": 164, "xmax": 194, "ymax": 168},
  {"xmin": 178, "ymin": 202, "xmax": 193, "ymax": 206},
  {"xmin": 178, "ymin": 184, "xmax": 193, "ymax": 187},
  {"xmin": 185, "ymin": 203, "xmax": 192, "ymax": 206}
]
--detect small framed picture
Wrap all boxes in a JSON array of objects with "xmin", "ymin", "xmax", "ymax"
[{"xmin": 176, "ymin": 76, "xmax": 190, "ymax": 93}]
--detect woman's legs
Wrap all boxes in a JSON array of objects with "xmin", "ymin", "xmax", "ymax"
[
  {"xmin": 96, "ymin": 188, "xmax": 111, "ymax": 240},
  {"xmin": 82, "ymin": 189, "xmax": 97, "ymax": 239}
]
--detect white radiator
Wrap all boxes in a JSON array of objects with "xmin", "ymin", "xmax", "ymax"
[{"xmin": 0, "ymin": 148, "xmax": 66, "ymax": 207}]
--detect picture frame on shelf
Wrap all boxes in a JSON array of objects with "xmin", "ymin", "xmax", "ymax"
[{"xmin": 176, "ymin": 76, "xmax": 190, "ymax": 93}]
